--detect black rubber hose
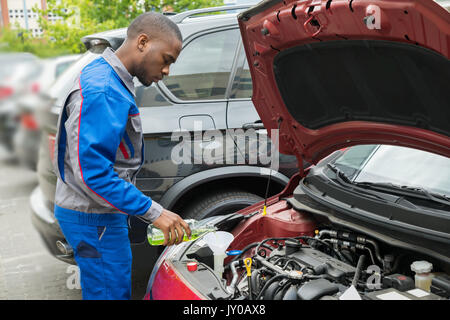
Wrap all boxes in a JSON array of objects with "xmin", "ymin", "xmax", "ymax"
[
  {"xmin": 227, "ymin": 242, "xmax": 275, "ymax": 264},
  {"xmin": 255, "ymin": 237, "xmax": 304, "ymax": 258},
  {"xmin": 250, "ymin": 269, "xmax": 261, "ymax": 296},
  {"xmin": 255, "ymin": 274, "xmax": 290, "ymax": 300},
  {"xmin": 352, "ymin": 254, "xmax": 366, "ymax": 287},
  {"xmin": 281, "ymin": 258, "xmax": 304, "ymax": 270}
]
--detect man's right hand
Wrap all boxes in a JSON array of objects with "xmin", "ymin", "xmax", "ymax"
[{"xmin": 151, "ymin": 209, "xmax": 192, "ymax": 246}]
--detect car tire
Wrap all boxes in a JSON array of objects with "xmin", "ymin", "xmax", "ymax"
[{"xmin": 183, "ymin": 189, "xmax": 263, "ymax": 220}]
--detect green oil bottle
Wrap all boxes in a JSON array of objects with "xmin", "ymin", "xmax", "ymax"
[{"xmin": 147, "ymin": 219, "xmax": 217, "ymax": 246}]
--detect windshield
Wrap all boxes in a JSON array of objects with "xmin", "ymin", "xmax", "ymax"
[
  {"xmin": 434, "ymin": 0, "xmax": 450, "ymax": 11},
  {"xmin": 331, "ymin": 145, "xmax": 450, "ymax": 198}
]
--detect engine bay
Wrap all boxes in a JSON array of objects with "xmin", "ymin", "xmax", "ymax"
[{"xmin": 170, "ymin": 200, "xmax": 450, "ymax": 300}]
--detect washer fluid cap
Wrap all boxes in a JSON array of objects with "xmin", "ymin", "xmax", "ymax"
[
  {"xmin": 226, "ymin": 250, "xmax": 242, "ymax": 256},
  {"xmin": 411, "ymin": 260, "xmax": 433, "ymax": 274}
]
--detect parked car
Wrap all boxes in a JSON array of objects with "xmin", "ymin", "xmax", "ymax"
[
  {"xmin": 0, "ymin": 52, "xmax": 41, "ymax": 151},
  {"xmin": 30, "ymin": 4, "xmax": 299, "ymax": 294},
  {"xmin": 12, "ymin": 54, "xmax": 81, "ymax": 169},
  {"xmin": 145, "ymin": 0, "xmax": 450, "ymax": 300}
]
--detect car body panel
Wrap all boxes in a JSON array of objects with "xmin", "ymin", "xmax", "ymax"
[{"xmin": 238, "ymin": 0, "xmax": 450, "ymax": 163}]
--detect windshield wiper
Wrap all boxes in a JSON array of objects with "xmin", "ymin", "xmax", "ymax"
[
  {"xmin": 326, "ymin": 163, "xmax": 352, "ymax": 183},
  {"xmin": 352, "ymin": 181, "xmax": 450, "ymax": 206},
  {"xmin": 326, "ymin": 163, "xmax": 395, "ymax": 202},
  {"xmin": 326, "ymin": 163, "xmax": 450, "ymax": 207}
]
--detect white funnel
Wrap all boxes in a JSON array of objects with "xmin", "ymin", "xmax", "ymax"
[{"xmin": 203, "ymin": 231, "xmax": 234, "ymax": 276}]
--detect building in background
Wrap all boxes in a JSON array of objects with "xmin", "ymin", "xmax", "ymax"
[
  {"xmin": 1, "ymin": 0, "xmax": 10, "ymax": 28},
  {"xmin": 1, "ymin": 0, "xmax": 61, "ymax": 37}
]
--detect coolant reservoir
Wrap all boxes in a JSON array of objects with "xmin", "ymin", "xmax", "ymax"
[{"xmin": 411, "ymin": 260, "xmax": 434, "ymax": 292}]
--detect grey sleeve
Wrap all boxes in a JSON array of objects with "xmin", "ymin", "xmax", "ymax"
[{"xmin": 139, "ymin": 200, "xmax": 164, "ymax": 223}]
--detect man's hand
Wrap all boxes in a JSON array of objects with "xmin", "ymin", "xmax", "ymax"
[{"xmin": 151, "ymin": 209, "xmax": 192, "ymax": 246}]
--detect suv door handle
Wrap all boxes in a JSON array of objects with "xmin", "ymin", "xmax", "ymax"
[{"xmin": 242, "ymin": 122, "xmax": 265, "ymax": 130}]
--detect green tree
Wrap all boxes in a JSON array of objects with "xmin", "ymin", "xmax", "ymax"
[
  {"xmin": 142, "ymin": 0, "xmax": 224, "ymax": 12},
  {"xmin": 33, "ymin": 0, "xmax": 143, "ymax": 54},
  {"xmin": 36, "ymin": 0, "xmax": 224, "ymax": 54},
  {"xmin": 1, "ymin": 0, "xmax": 224, "ymax": 57}
]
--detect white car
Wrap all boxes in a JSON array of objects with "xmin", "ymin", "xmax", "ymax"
[{"xmin": 12, "ymin": 54, "xmax": 81, "ymax": 169}]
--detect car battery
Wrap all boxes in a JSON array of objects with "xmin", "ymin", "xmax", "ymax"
[{"xmin": 365, "ymin": 288, "xmax": 445, "ymax": 300}]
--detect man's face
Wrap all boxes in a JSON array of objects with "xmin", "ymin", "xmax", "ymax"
[{"xmin": 135, "ymin": 35, "xmax": 182, "ymax": 87}]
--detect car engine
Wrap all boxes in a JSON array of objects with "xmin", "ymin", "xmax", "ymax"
[
  {"xmin": 175, "ymin": 207, "xmax": 450, "ymax": 300},
  {"xmin": 219, "ymin": 230, "xmax": 450, "ymax": 300}
]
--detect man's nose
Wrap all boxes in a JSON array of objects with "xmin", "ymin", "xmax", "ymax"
[{"xmin": 162, "ymin": 65, "xmax": 170, "ymax": 76}]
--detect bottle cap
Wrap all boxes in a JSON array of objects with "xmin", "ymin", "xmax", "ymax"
[
  {"xmin": 187, "ymin": 262, "xmax": 198, "ymax": 272},
  {"xmin": 226, "ymin": 250, "xmax": 242, "ymax": 256},
  {"xmin": 411, "ymin": 260, "xmax": 433, "ymax": 274}
]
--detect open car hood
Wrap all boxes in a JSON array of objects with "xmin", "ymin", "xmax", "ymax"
[{"xmin": 238, "ymin": 0, "xmax": 450, "ymax": 164}]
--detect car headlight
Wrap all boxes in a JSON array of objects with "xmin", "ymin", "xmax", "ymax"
[{"xmin": 146, "ymin": 241, "xmax": 189, "ymax": 298}]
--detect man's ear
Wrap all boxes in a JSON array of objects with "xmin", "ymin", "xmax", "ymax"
[{"xmin": 137, "ymin": 33, "xmax": 150, "ymax": 52}]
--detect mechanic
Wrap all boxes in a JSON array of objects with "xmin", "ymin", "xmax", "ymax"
[{"xmin": 52, "ymin": 12, "xmax": 191, "ymax": 300}]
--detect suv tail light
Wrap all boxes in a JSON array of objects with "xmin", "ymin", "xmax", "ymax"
[
  {"xmin": 20, "ymin": 113, "xmax": 39, "ymax": 130},
  {"xmin": 0, "ymin": 86, "xmax": 13, "ymax": 99},
  {"xmin": 30, "ymin": 82, "xmax": 40, "ymax": 94},
  {"xmin": 48, "ymin": 133, "xmax": 56, "ymax": 161}
]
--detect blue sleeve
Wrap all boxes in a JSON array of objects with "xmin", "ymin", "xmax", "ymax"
[{"xmin": 76, "ymin": 91, "xmax": 152, "ymax": 216}]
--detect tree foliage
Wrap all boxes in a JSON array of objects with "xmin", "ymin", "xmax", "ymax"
[{"xmin": 0, "ymin": 0, "xmax": 224, "ymax": 57}]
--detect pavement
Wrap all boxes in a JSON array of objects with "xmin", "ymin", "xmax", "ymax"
[{"xmin": 0, "ymin": 146, "xmax": 150, "ymax": 300}]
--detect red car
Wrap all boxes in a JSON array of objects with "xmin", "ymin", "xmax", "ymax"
[{"xmin": 145, "ymin": 0, "xmax": 450, "ymax": 300}]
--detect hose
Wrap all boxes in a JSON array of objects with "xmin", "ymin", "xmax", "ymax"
[
  {"xmin": 365, "ymin": 239, "xmax": 383, "ymax": 265},
  {"xmin": 321, "ymin": 239, "xmax": 354, "ymax": 265},
  {"xmin": 255, "ymin": 237, "xmax": 304, "ymax": 259},
  {"xmin": 227, "ymin": 242, "xmax": 275, "ymax": 264},
  {"xmin": 250, "ymin": 269, "xmax": 261, "ymax": 296},
  {"xmin": 254, "ymin": 274, "xmax": 290, "ymax": 300},
  {"xmin": 226, "ymin": 260, "xmax": 241, "ymax": 294},
  {"xmin": 281, "ymin": 259, "xmax": 304, "ymax": 271},
  {"xmin": 318, "ymin": 229, "xmax": 383, "ymax": 265},
  {"xmin": 352, "ymin": 254, "xmax": 366, "ymax": 287},
  {"xmin": 363, "ymin": 246, "xmax": 376, "ymax": 266}
]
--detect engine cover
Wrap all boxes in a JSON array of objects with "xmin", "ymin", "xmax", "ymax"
[{"xmin": 290, "ymin": 247, "xmax": 355, "ymax": 280}]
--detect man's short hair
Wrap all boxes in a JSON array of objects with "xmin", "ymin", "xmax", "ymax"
[{"xmin": 127, "ymin": 12, "xmax": 182, "ymax": 42}]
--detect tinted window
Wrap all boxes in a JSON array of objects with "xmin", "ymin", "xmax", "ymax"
[
  {"xmin": 135, "ymin": 84, "xmax": 172, "ymax": 107},
  {"xmin": 55, "ymin": 60, "xmax": 76, "ymax": 78},
  {"xmin": 230, "ymin": 56, "xmax": 252, "ymax": 99},
  {"xmin": 162, "ymin": 29, "xmax": 240, "ymax": 101}
]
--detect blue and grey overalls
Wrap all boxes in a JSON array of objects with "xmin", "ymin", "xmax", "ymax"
[{"xmin": 53, "ymin": 47, "xmax": 163, "ymax": 299}]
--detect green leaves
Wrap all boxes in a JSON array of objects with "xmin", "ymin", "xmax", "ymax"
[{"xmin": 0, "ymin": 0, "xmax": 224, "ymax": 58}]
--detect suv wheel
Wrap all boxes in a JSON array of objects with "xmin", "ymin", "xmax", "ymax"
[{"xmin": 183, "ymin": 189, "xmax": 263, "ymax": 220}]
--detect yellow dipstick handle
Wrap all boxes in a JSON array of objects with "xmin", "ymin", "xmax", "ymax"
[
  {"xmin": 262, "ymin": 205, "xmax": 267, "ymax": 216},
  {"xmin": 244, "ymin": 258, "xmax": 252, "ymax": 277}
]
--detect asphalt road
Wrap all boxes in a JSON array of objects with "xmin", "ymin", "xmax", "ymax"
[{"xmin": 0, "ymin": 147, "xmax": 150, "ymax": 300}]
